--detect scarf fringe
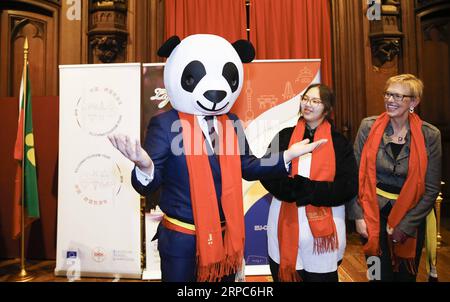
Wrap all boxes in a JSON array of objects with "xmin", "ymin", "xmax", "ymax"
[
  {"xmin": 392, "ymin": 256, "xmax": 417, "ymax": 275},
  {"xmin": 313, "ymin": 234, "xmax": 339, "ymax": 255},
  {"xmin": 196, "ymin": 252, "xmax": 243, "ymax": 282},
  {"xmin": 364, "ymin": 236, "xmax": 381, "ymax": 256},
  {"xmin": 387, "ymin": 236, "xmax": 417, "ymax": 275},
  {"xmin": 278, "ymin": 266, "xmax": 303, "ymax": 282}
]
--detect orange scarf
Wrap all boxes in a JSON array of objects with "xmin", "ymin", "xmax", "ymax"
[
  {"xmin": 358, "ymin": 113, "xmax": 427, "ymax": 273},
  {"xmin": 178, "ymin": 112, "xmax": 245, "ymax": 282},
  {"xmin": 278, "ymin": 119, "xmax": 338, "ymax": 282}
]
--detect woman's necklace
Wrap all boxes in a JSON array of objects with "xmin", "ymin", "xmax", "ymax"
[{"xmin": 392, "ymin": 128, "xmax": 407, "ymax": 144}]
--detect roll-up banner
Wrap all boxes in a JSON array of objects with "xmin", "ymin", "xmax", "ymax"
[{"xmin": 56, "ymin": 64, "xmax": 142, "ymax": 279}]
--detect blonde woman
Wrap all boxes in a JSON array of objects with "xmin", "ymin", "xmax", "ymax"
[{"xmin": 349, "ymin": 74, "xmax": 442, "ymax": 282}]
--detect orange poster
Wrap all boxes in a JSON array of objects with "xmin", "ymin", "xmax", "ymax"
[{"xmin": 232, "ymin": 60, "xmax": 321, "ymax": 125}]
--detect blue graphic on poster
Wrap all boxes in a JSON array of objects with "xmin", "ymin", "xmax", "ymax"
[{"xmin": 244, "ymin": 193, "xmax": 272, "ymax": 265}]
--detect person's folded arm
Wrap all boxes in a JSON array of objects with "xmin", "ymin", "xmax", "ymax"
[
  {"xmin": 304, "ymin": 139, "xmax": 359, "ymax": 207},
  {"xmin": 261, "ymin": 132, "xmax": 358, "ymax": 207}
]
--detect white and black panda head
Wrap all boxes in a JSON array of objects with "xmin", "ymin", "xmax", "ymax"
[{"xmin": 158, "ymin": 34, "xmax": 255, "ymax": 115}]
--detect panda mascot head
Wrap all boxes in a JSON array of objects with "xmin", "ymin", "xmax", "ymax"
[{"xmin": 158, "ymin": 34, "xmax": 255, "ymax": 116}]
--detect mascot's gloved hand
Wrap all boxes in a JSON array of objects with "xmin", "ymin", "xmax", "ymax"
[
  {"xmin": 291, "ymin": 175, "xmax": 314, "ymax": 207},
  {"xmin": 108, "ymin": 134, "xmax": 154, "ymax": 175},
  {"xmin": 271, "ymin": 176, "xmax": 313, "ymax": 206},
  {"xmin": 392, "ymin": 228, "xmax": 409, "ymax": 244},
  {"xmin": 294, "ymin": 175, "xmax": 314, "ymax": 207}
]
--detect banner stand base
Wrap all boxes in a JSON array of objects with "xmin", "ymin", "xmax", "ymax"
[
  {"xmin": 142, "ymin": 269, "xmax": 161, "ymax": 281},
  {"xmin": 244, "ymin": 265, "xmax": 271, "ymax": 276},
  {"xmin": 54, "ymin": 269, "xmax": 142, "ymax": 281}
]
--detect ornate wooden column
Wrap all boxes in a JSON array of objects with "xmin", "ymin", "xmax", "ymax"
[
  {"xmin": 369, "ymin": 1, "xmax": 403, "ymax": 68},
  {"xmin": 127, "ymin": 0, "xmax": 165, "ymax": 63},
  {"xmin": 331, "ymin": 0, "xmax": 415, "ymax": 138},
  {"xmin": 331, "ymin": 0, "xmax": 367, "ymax": 140},
  {"xmin": 88, "ymin": 0, "xmax": 128, "ymax": 63}
]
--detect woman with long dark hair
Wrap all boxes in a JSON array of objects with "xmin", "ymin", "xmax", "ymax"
[{"xmin": 261, "ymin": 84, "xmax": 358, "ymax": 282}]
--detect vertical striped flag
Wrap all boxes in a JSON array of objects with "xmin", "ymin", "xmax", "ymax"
[{"xmin": 12, "ymin": 62, "xmax": 40, "ymax": 239}]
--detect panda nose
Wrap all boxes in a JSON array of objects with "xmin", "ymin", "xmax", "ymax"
[{"xmin": 203, "ymin": 90, "xmax": 227, "ymax": 104}]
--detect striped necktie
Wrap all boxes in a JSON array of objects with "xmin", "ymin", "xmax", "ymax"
[{"xmin": 204, "ymin": 115, "xmax": 219, "ymax": 154}]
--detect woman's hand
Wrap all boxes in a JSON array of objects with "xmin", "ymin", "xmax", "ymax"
[
  {"xmin": 391, "ymin": 228, "xmax": 408, "ymax": 244},
  {"xmin": 108, "ymin": 134, "xmax": 154, "ymax": 175},
  {"xmin": 284, "ymin": 138, "xmax": 328, "ymax": 163},
  {"xmin": 386, "ymin": 225, "xmax": 394, "ymax": 236},
  {"xmin": 356, "ymin": 219, "xmax": 368, "ymax": 238}
]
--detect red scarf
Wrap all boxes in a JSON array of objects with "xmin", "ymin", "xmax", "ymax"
[
  {"xmin": 178, "ymin": 112, "xmax": 245, "ymax": 282},
  {"xmin": 358, "ymin": 113, "xmax": 427, "ymax": 273},
  {"xmin": 278, "ymin": 119, "xmax": 338, "ymax": 282}
]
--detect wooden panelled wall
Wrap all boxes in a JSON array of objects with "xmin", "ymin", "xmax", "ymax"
[
  {"xmin": 127, "ymin": 0, "xmax": 165, "ymax": 64},
  {"xmin": 0, "ymin": 0, "xmax": 448, "ymax": 259},
  {"xmin": 0, "ymin": 0, "xmax": 165, "ymax": 98},
  {"xmin": 0, "ymin": 1, "xmax": 58, "ymax": 97},
  {"xmin": 415, "ymin": 0, "xmax": 450, "ymax": 200}
]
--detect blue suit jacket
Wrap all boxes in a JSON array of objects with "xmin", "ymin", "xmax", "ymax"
[{"xmin": 131, "ymin": 109, "xmax": 287, "ymax": 224}]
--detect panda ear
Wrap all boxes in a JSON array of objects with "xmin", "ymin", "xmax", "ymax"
[
  {"xmin": 158, "ymin": 36, "xmax": 181, "ymax": 58},
  {"xmin": 232, "ymin": 40, "xmax": 255, "ymax": 63}
]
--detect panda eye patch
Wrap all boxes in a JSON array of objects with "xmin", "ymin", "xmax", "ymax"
[
  {"xmin": 222, "ymin": 62, "xmax": 239, "ymax": 93},
  {"xmin": 185, "ymin": 75, "xmax": 195, "ymax": 86},
  {"xmin": 181, "ymin": 60, "xmax": 206, "ymax": 92}
]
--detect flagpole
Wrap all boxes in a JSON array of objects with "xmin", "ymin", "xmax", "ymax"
[{"xmin": 12, "ymin": 37, "xmax": 34, "ymax": 282}]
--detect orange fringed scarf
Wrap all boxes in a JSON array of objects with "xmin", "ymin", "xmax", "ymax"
[
  {"xmin": 278, "ymin": 119, "xmax": 338, "ymax": 282},
  {"xmin": 358, "ymin": 113, "xmax": 427, "ymax": 273},
  {"xmin": 178, "ymin": 112, "xmax": 245, "ymax": 282}
]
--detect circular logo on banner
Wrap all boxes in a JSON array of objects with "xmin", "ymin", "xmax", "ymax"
[
  {"xmin": 92, "ymin": 247, "xmax": 106, "ymax": 263},
  {"xmin": 74, "ymin": 154, "xmax": 123, "ymax": 206},
  {"xmin": 75, "ymin": 86, "xmax": 123, "ymax": 136}
]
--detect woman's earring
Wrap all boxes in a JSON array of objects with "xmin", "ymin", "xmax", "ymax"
[{"xmin": 409, "ymin": 107, "xmax": 415, "ymax": 114}]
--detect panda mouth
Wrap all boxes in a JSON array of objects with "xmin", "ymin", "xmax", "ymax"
[{"xmin": 197, "ymin": 101, "xmax": 230, "ymax": 112}]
